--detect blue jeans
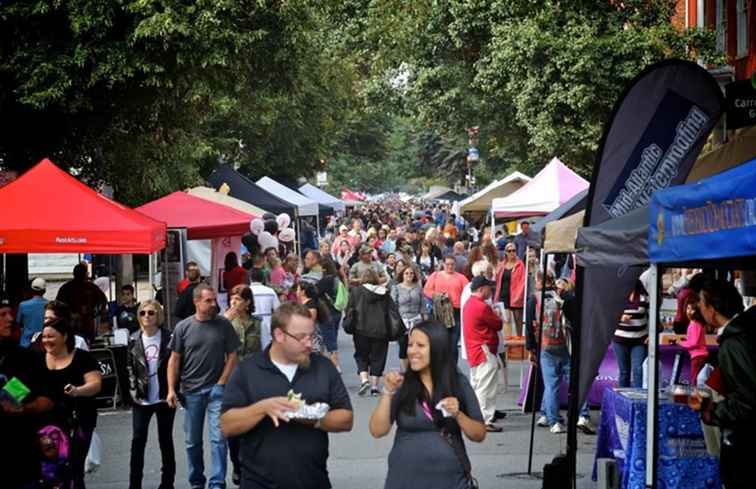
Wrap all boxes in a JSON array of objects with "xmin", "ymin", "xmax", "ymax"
[
  {"xmin": 612, "ymin": 341, "xmax": 646, "ymax": 388},
  {"xmin": 182, "ymin": 384, "xmax": 227, "ymax": 489},
  {"xmin": 540, "ymin": 349, "xmax": 589, "ymax": 425}
]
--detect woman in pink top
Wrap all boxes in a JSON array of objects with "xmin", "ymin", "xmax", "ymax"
[
  {"xmin": 423, "ymin": 256, "xmax": 470, "ymax": 362},
  {"xmin": 678, "ymin": 294, "xmax": 708, "ymax": 384}
]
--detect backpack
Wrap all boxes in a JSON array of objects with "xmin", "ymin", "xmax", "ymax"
[{"xmin": 334, "ymin": 279, "xmax": 348, "ymax": 312}]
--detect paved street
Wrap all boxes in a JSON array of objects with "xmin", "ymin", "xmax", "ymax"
[{"xmin": 88, "ymin": 333, "xmax": 598, "ymax": 489}]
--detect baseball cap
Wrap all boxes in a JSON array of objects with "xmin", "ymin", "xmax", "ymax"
[
  {"xmin": 0, "ymin": 291, "xmax": 10, "ymax": 309},
  {"xmin": 470, "ymin": 275, "xmax": 496, "ymax": 291},
  {"xmin": 31, "ymin": 277, "xmax": 47, "ymax": 291},
  {"xmin": 359, "ymin": 245, "xmax": 373, "ymax": 255}
]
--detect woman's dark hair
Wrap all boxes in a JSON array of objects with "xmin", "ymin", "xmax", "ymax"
[
  {"xmin": 224, "ymin": 252, "xmax": 239, "ymax": 273},
  {"xmin": 396, "ymin": 320, "xmax": 464, "ymax": 430},
  {"xmin": 321, "ymin": 255, "xmax": 339, "ymax": 277},
  {"xmin": 44, "ymin": 300, "xmax": 71, "ymax": 323},
  {"xmin": 229, "ymin": 284, "xmax": 255, "ymax": 314},
  {"xmin": 45, "ymin": 318, "xmax": 76, "ymax": 353},
  {"xmin": 297, "ymin": 281, "xmax": 332, "ymax": 323}
]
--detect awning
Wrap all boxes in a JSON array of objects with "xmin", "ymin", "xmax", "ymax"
[
  {"xmin": 207, "ymin": 165, "xmax": 295, "ymax": 216},
  {"xmin": 257, "ymin": 176, "xmax": 319, "ymax": 217},
  {"xmin": 492, "ymin": 158, "xmax": 589, "ymax": 218},
  {"xmin": 0, "ymin": 159, "xmax": 165, "ymax": 254},
  {"xmin": 136, "ymin": 191, "xmax": 258, "ymax": 240},
  {"xmin": 544, "ymin": 210, "xmax": 585, "ymax": 254},
  {"xmin": 186, "ymin": 186, "xmax": 269, "ymax": 216},
  {"xmin": 458, "ymin": 172, "xmax": 531, "ymax": 214},
  {"xmin": 299, "ymin": 183, "xmax": 345, "ymax": 214}
]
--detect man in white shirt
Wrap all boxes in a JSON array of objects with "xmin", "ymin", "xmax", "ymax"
[{"xmin": 249, "ymin": 268, "xmax": 280, "ymax": 348}]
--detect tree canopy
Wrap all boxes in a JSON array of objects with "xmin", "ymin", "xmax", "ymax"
[{"xmin": 0, "ymin": 0, "xmax": 720, "ymax": 202}]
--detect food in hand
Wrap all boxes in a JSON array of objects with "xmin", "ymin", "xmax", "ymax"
[{"xmin": 287, "ymin": 390, "xmax": 304, "ymax": 409}]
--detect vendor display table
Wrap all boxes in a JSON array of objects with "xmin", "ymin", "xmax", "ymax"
[
  {"xmin": 593, "ymin": 388, "xmax": 720, "ymax": 489},
  {"xmin": 518, "ymin": 343, "xmax": 718, "ymax": 409}
]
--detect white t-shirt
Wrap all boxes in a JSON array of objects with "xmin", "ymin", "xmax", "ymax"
[
  {"xmin": 271, "ymin": 359, "xmax": 298, "ymax": 383},
  {"xmin": 250, "ymin": 283, "xmax": 281, "ymax": 349},
  {"xmin": 141, "ymin": 330, "xmax": 162, "ymax": 405}
]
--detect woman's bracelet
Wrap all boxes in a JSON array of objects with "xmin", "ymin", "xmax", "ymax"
[{"xmin": 382, "ymin": 387, "xmax": 396, "ymax": 396}]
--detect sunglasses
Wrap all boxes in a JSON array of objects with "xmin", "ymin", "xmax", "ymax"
[
  {"xmin": 139, "ymin": 310, "xmax": 157, "ymax": 317},
  {"xmin": 506, "ymin": 249, "xmax": 516, "ymax": 253}
]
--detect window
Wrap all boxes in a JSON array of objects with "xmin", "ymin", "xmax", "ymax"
[
  {"xmin": 737, "ymin": 0, "xmax": 749, "ymax": 58},
  {"xmin": 716, "ymin": 0, "xmax": 727, "ymax": 53}
]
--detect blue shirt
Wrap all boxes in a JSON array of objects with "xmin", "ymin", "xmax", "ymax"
[{"xmin": 16, "ymin": 296, "xmax": 48, "ymax": 347}]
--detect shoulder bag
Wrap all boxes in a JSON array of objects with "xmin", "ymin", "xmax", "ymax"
[{"xmin": 440, "ymin": 426, "xmax": 479, "ymax": 489}]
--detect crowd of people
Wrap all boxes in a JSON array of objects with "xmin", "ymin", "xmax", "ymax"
[{"xmin": 3, "ymin": 198, "xmax": 755, "ymax": 489}]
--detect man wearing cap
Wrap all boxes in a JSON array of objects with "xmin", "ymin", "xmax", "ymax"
[
  {"xmin": 463, "ymin": 275, "xmax": 504, "ymax": 432},
  {"xmin": 349, "ymin": 245, "xmax": 389, "ymax": 287},
  {"xmin": 0, "ymin": 293, "xmax": 54, "ymax": 488},
  {"xmin": 17, "ymin": 277, "xmax": 48, "ymax": 348}
]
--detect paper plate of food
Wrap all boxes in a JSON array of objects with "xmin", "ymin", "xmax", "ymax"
[{"xmin": 284, "ymin": 390, "xmax": 330, "ymax": 420}]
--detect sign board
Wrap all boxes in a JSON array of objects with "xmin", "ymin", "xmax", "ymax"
[
  {"xmin": 725, "ymin": 79, "xmax": 756, "ymax": 130},
  {"xmin": 467, "ymin": 147, "xmax": 480, "ymax": 162},
  {"xmin": 316, "ymin": 172, "xmax": 328, "ymax": 187}
]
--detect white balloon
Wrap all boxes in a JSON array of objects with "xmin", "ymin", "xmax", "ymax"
[
  {"xmin": 258, "ymin": 231, "xmax": 274, "ymax": 250},
  {"xmin": 250, "ymin": 218, "xmax": 264, "ymax": 236},
  {"xmin": 276, "ymin": 213, "xmax": 291, "ymax": 229},
  {"xmin": 279, "ymin": 227, "xmax": 296, "ymax": 243}
]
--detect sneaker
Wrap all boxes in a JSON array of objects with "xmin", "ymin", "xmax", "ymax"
[
  {"xmin": 370, "ymin": 388, "xmax": 380, "ymax": 397},
  {"xmin": 358, "ymin": 381, "xmax": 371, "ymax": 397},
  {"xmin": 485, "ymin": 423, "xmax": 504, "ymax": 432},
  {"xmin": 577, "ymin": 416, "xmax": 596, "ymax": 435},
  {"xmin": 232, "ymin": 470, "xmax": 241, "ymax": 486},
  {"xmin": 536, "ymin": 415, "xmax": 549, "ymax": 427},
  {"xmin": 550, "ymin": 422, "xmax": 567, "ymax": 434}
]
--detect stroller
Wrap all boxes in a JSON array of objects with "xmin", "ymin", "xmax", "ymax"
[{"xmin": 38, "ymin": 425, "xmax": 73, "ymax": 489}]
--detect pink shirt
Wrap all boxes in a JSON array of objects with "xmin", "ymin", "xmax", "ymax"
[
  {"xmin": 679, "ymin": 320, "xmax": 708, "ymax": 359},
  {"xmin": 423, "ymin": 271, "xmax": 470, "ymax": 308}
]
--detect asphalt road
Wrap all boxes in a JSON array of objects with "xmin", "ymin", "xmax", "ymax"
[{"xmin": 87, "ymin": 333, "xmax": 599, "ymax": 489}]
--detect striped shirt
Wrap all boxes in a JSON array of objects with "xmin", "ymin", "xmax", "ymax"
[{"xmin": 613, "ymin": 297, "xmax": 649, "ymax": 345}]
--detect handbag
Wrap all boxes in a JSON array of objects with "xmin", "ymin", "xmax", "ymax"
[
  {"xmin": 385, "ymin": 296, "xmax": 407, "ymax": 341},
  {"xmin": 440, "ymin": 427, "xmax": 479, "ymax": 489},
  {"xmin": 342, "ymin": 306, "xmax": 356, "ymax": 335},
  {"xmin": 334, "ymin": 279, "xmax": 348, "ymax": 312}
]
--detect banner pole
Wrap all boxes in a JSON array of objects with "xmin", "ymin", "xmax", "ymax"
[
  {"xmin": 527, "ymin": 253, "xmax": 549, "ymax": 474},
  {"xmin": 645, "ymin": 265, "xmax": 660, "ymax": 488}
]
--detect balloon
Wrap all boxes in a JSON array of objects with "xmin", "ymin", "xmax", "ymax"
[
  {"xmin": 262, "ymin": 212, "xmax": 276, "ymax": 221},
  {"xmin": 258, "ymin": 231, "xmax": 279, "ymax": 251},
  {"xmin": 263, "ymin": 218, "xmax": 279, "ymax": 235},
  {"xmin": 279, "ymin": 227, "xmax": 296, "ymax": 243},
  {"xmin": 250, "ymin": 218, "xmax": 264, "ymax": 236},
  {"xmin": 276, "ymin": 213, "xmax": 291, "ymax": 229},
  {"xmin": 241, "ymin": 233, "xmax": 259, "ymax": 255}
]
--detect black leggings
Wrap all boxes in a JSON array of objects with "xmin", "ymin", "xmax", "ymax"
[
  {"xmin": 398, "ymin": 334, "xmax": 409, "ymax": 359},
  {"xmin": 129, "ymin": 402, "xmax": 176, "ymax": 489},
  {"xmin": 353, "ymin": 334, "xmax": 389, "ymax": 377}
]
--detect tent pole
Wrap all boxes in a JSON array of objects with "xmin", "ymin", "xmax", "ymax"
[
  {"xmin": 566, "ymin": 263, "xmax": 583, "ymax": 489},
  {"xmin": 645, "ymin": 264, "xmax": 660, "ymax": 489},
  {"xmin": 527, "ymin": 252, "xmax": 549, "ymax": 474},
  {"xmin": 148, "ymin": 252, "xmax": 155, "ymax": 299}
]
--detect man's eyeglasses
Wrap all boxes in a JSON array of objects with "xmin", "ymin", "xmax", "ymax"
[
  {"xmin": 139, "ymin": 310, "xmax": 157, "ymax": 317},
  {"xmin": 282, "ymin": 330, "xmax": 315, "ymax": 344}
]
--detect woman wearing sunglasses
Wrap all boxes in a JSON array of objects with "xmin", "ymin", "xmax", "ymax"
[
  {"xmin": 127, "ymin": 299, "xmax": 176, "ymax": 489},
  {"xmin": 494, "ymin": 243, "xmax": 526, "ymax": 337}
]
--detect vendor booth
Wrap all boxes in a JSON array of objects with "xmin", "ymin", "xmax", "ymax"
[
  {"xmin": 136, "ymin": 191, "xmax": 259, "ymax": 317},
  {"xmin": 187, "ymin": 186, "xmax": 269, "ymax": 216},
  {"xmin": 0, "ymin": 159, "xmax": 167, "ymax": 409},
  {"xmin": 299, "ymin": 183, "xmax": 346, "ymax": 214},
  {"xmin": 458, "ymin": 171, "xmax": 530, "ymax": 218},
  {"xmin": 491, "ymin": 158, "xmax": 589, "ymax": 219},
  {"xmin": 207, "ymin": 165, "xmax": 296, "ymax": 216}
]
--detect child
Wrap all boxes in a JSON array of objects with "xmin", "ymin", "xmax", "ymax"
[{"xmin": 678, "ymin": 294, "xmax": 708, "ymax": 384}]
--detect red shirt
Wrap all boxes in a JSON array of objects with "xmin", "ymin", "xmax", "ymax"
[
  {"xmin": 423, "ymin": 271, "xmax": 469, "ymax": 308},
  {"xmin": 223, "ymin": 266, "xmax": 249, "ymax": 292},
  {"xmin": 463, "ymin": 295, "xmax": 501, "ymax": 368}
]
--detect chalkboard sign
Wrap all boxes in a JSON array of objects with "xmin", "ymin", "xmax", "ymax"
[{"xmin": 91, "ymin": 348, "xmax": 120, "ymax": 409}]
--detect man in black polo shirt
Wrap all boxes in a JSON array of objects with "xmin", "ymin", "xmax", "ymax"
[{"xmin": 221, "ymin": 302, "xmax": 353, "ymax": 489}]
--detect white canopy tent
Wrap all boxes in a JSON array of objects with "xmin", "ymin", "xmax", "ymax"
[
  {"xmin": 256, "ymin": 176, "xmax": 319, "ymax": 217},
  {"xmin": 187, "ymin": 186, "xmax": 269, "ymax": 216},
  {"xmin": 299, "ymin": 183, "xmax": 345, "ymax": 214},
  {"xmin": 458, "ymin": 171, "xmax": 531, "ymax": 214}
]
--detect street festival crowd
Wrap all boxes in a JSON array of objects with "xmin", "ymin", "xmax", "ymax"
[{"xmin": 1, "ymin": 199, "xmax": 756, "ymax": 489}]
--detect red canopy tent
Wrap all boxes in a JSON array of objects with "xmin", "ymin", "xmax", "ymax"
[
  {"xmin": 0, "ymin": 159, "xmax": 165, "ymax": 254},
  {"xmin": 136, "ymin": 191, "xmax": 257, "ymax": 240}
]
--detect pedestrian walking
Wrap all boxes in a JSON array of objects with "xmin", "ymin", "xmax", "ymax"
[
  {"xmin": 390, "ymin": 265, "xmax": 424, "ymax": 372},
  {"xmin": 494, "ymin": 243, "xmax": 525, "ymax": 337},
  {"xmin": 220, "ymin": 302, "xmax": 353, "ymax": 489},
  {"xmin": 612, "ymin": 280, "xmax": 649, "ymax": 388},
  {"xmin": 17, "ymin": 276, "xmax": 48, "ymax": 347},
  {"xmin": 462, "ymin": 275, "xmax": 504, "ymax": 432},
  {"xmin": 423, "ymin": 256, "xmax": 470, "ymax": 363},
  {"xmin": 369, "ymin": 320, "xmax": 486, "ymax": 489},
  {"xmin": 167, "ymin": 284, "xmax": 240, "ymax": 489},
  {"xmin": 127, "ymin": 299, "xmax": 176, "ymax": 489},
  {"xmin": 249, "ymin": 268, "xmax": 280, "ymax": 350}
]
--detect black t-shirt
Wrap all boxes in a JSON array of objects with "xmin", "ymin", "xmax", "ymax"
[
  {"xmin": 116, "ymin": 303, "xmax": 140, "ymax": 333},
  {"xmin": 45, "ymin": 348, "xmax": 101, "ymax": 431},
  {"xmin": 0, "ymin": 342, "xmax": 51, "ymax": 486},
  {"xmin": 222, "ymin": 348, "xmax": 352, "ymax": 489}
]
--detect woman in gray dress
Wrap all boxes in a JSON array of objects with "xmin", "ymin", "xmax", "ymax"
[
  {"xmin": 390, "ymin": 265, "xmax": 424, "ymax": 372},
  {"xmin": 369, "ymin": 320, "xmax": 486, "ymax": 489}
]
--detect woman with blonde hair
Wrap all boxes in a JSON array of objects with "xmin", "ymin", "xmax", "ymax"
[{"xmin": 127, "ymin": 299, "xmax": 175, "ymax": 489}]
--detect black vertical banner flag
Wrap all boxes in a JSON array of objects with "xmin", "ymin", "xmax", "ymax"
[{"xmin": 575, "ymin": 60, "xmax": 724, "ymax": 409}]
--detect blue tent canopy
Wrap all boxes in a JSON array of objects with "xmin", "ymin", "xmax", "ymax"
[{"xmin": 649, "ymin": 157, "xmax": 756, "ymax": 264}]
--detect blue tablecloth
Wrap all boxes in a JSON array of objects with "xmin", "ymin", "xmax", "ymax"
[{"xmin": 593, "ymin": 388, "xmax": 720, "ymax": 489}]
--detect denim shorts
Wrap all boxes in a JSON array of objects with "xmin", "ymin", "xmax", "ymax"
[{"xmin": 320, "ymin": 312, "xmax": 341, "ymax": 353}]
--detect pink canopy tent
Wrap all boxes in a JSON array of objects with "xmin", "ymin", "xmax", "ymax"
[{"xmin": 491, "ymin": 158, "xmax": 589, "ymax": 218}]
